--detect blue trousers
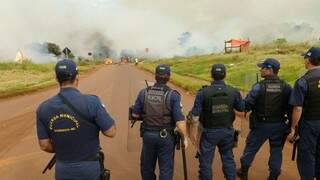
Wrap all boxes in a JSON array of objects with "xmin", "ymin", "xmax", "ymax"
[
  {"xmin": 55, "ymin": 160, "xmax": 100, "ymax": 180},
  {"xmin": 297, "ymin": 120, "xmax": 320, "ymax": 180},
  {"xmin": 240, "ymin": 122, "xmax": 287, "ymax": 177},
  {"xmin": 141, "ymin": 131, "xmax": 175, "ymax": 180},
  {"xmin": 199, "ymin": 128, "xmax": 236, "ymax": 180}
]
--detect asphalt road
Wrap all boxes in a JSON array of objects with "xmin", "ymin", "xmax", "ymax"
[{"xmin": 0, "ymin": 64, "xmax": 299, "ymax": 180}]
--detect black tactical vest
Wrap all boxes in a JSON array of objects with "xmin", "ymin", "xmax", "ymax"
[
  {"xmin": 143, "ymin": 85, "xmax": 173, "ymax": 127},
  {"xmin": 200, "ymin": 84, "xmax": 235, "ymax": 129},
  {"xmin": 302, "ymin": 71, "xmax": 320, "ymax": 120},
  {"xmin": 254, "ymin": 77, "xmax": 286, "ymax": 122}
]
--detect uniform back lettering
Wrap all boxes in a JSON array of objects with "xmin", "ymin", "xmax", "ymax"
[
  {"xmin": 212, "ymin": 104, "xmax": 229, "ymax": 113},
  {"xmin": 266, "ymin": 83, "xmax": 281, "ymax": 93}
]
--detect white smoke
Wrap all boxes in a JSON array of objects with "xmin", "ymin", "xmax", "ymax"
[{"xmin": 0, "ymin": 0, "xmax": 319, "ymax": 61}]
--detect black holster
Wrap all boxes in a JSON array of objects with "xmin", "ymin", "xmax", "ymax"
[
  {"xmin": 140, "ymin": 124, "xmax": 145, "ymax": 137},
  {"xmin": 249, "ymin": 113, "xmax": 258, "ymax": 129},
  {"xmin": 99, "ymin": 151, "xmax": 110, "ymax": 180},
  {"xmin": 175, "ymin": 132, "xmax": 181, "ymax": 150},
  {"xmin": 233, "ymin": 130, "xmax": 240, "ymax": 148}
]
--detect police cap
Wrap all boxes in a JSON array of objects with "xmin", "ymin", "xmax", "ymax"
[
  {"xmin": 211, "ymin": 64, "xmax": 226, "ymax": 76},
  {"xmin": 55, "ymin": 59, "xmax": 78, "ymax": 81},
  {"xmin": 302, "ymin": 47, "xmax": 320, "ymax": 60},
  {"xmin": 257, "ymin": 58, "xmax": 280, "ymax": 71},
  {"xmin": 155, "ymin": 64, "xmax": 171, "ymax": 76}
]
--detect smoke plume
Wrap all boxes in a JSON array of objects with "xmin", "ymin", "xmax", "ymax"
[{"xmin": 0, "ymin": 0, "xmax": 319, "ymax": 61}]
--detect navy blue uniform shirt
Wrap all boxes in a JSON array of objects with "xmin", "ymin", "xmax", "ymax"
[
  {"xmin": 36, "ymin": 87, "xmax": 114, "ymax": 161},
  {"xmin": 191, "ymin": 80, "xmax": 244, "ymax": 116},
  {"xmin": 289, "ymin": 68, "xmax": 320, "ymax": 107},
  {"xmin": 133, "ymin": 83, "xmax": 185, "ymax": 122},
  {"xmin": 245, "ymin": 77, "xmax": 292, "ymax": 113}
]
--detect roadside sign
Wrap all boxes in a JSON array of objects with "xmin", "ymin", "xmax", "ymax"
[{"xmin": 62, "ymin": 47, "xmax": 71, "ymax": 58}]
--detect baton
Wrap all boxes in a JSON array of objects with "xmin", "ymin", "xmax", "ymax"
[
  {"xmin": 42, "ymin": 155, "xmax": 56, "ymax": 174},
  {"xmin": 181, "ymin": 139, "xmax": 188, "ymax": 180},
  {"xmin": 290, "ymin": 126, "xmax": 300, "ymax": 161},
  {"xmin": 291, "ymin": 142, "xmax": 297, "ymax": 161}
]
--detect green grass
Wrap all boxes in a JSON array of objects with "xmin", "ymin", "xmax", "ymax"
[
  {"xmin": 0, "ymin": 60, "xmax": 103, "ymax": 98},
  {"xmin": 139, "ymin": 42, "xmax": 315, "ymax": 92}
]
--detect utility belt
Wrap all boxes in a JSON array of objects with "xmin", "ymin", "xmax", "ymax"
[
  {"xmin": 43, "ymin": 151, "xmax": 110, "ymax": 180},
  {"xmin": 201, "ymin": 127, "xmax": 239, "ymax": 148},
  {"xmin": 141, "ymin": 124, "xmax": 175, "ymax": 138},
  {"xmin": 80, "ymin": 153, "xmax": 100, "ymax": 162},
  {"xmin": 250, "ymin": 113, "xmax": 285, "ymax": 129},
  {"xmin": 202, "ymin": 126, "xmax": 232, "ymax": 132},
  {"xmin": 55, "ymin": 153, "xmax": 100, "ymax": 162},
  {"xmin": 256, "ymin": 116, "xmax": 285, "ymax": 123}
]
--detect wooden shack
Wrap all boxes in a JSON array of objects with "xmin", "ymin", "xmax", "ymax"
[{"xmin": 225, "ymin": 39, "xmax": 250, "ymax": 53}]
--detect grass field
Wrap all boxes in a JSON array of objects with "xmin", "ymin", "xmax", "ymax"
[
  {"xmin": 0, "ymin": 60, "xmax": 103, "ymax": 98},
  {"xmin": 139, "ymin": 42, "xmax": 318, "ymax": 92}
]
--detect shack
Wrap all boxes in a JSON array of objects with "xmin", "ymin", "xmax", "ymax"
[{"xmin": 225, "ymin": 39, "xmax": 250, "ymax": 53}]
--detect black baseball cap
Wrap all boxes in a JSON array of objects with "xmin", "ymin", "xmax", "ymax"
[
  {"xmin": 55, "ymin": 59, "xmax": 78, "ymax": 81},
  {"xmin": 211, "ymin": 64, "xmax": 226, "ymax": 76},
  {"xmin": 155, "ymin": 64, "xmax": 171, "ymax": 76},
  {"xmin": 302, "ymin": 47, "xmax": 320, "ymax": 59},
  {"xmin": 257, "ymin": 58, "xmax": 280, "ymax": 70}
]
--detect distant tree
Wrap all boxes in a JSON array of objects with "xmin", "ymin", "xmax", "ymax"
[
  {"xmin": 274, "ymin": 38, "xmax": 288, "ymax": 48},
  {"xmin": 46, "ymin": 42, "xmax": 62, "ymax": 57}
]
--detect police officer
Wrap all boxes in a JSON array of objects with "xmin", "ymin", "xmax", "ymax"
[
  {"xmin": 287, "ymin": 47, "xmax": 320, "ymax": 180},
  {"xmin": 131, "ymin": 64, "xmax": 188, "ymax": 180},
  {"xmin": 36, "ymin": 59, "xmax": 116, "ymax": 180},
  {"xmin": 188, "ymin": 64, "xmax": 244, "ymax": 180},
  {"xmin": 237, "ymin": 58, "xmax": 292, "ymax": 180}
]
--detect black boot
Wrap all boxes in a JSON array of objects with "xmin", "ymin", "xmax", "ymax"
[
  {"xmin": 236, "ymin": 166, "xmax": 249, "ymax": 180},
  {"xmin": 267, "ymin": 174, "xmax": 278, "ymax": 180}
]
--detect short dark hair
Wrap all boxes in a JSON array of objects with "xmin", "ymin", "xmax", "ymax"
[
  {"xmin": 308, "ymin": 56, "xmax": 320, "ymax": 66},
  {"xmin": 155, "ymin": 75, "xmax": 170, "ymax": 84},
  {"xmin": 212, "ymin": 73, "xmax": 226, "ymax": 81},
  {"xmin": 57, "ymin": 74, "xmax": 77, "ymax": 86}
]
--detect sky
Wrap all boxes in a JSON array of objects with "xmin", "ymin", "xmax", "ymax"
[{"xmin": 0, "ymin": 0, "xmax": 319, "ymax": 61}]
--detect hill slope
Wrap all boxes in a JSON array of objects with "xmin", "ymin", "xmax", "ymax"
[{"xmin": 139, "ymin": 42, "xmax": 318, "ymax": 92}]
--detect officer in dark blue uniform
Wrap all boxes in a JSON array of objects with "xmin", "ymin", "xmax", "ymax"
[
  {"xmin": 36, "ymin": 59, "xmax": 116, "ymax": 180},
  {"xmin": 132, "ymin": 64, "xmax": 188, "ymax": 180},
  {"xmin": 237, "ymin": 58, "xmax": 292, "ymax": 180},
  {"xmin": 287, "ymin": 47, "xmax": 320, "ymax": 180},
  {"xmin": 189, "ymin": 64, "xmax": 244, "ymax": 180}
]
